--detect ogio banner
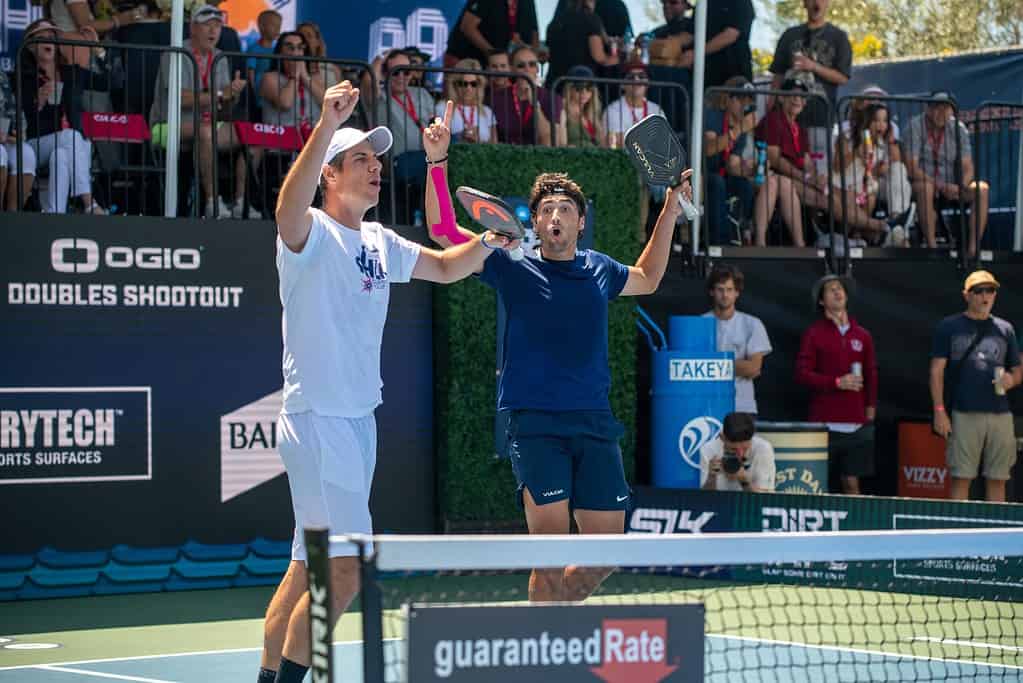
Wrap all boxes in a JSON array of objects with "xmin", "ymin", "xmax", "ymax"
[{"xmin": 407, "ymin": 603, "xmax": 704, "ymax": 683}]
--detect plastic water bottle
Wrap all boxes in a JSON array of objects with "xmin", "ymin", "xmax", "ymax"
[
  {"xmin": 754, "ymin": 140, "xmax": 767, "ymax": 186},
  {"xmin": 413, "ymin": 209, "xmax": 424, "ymax": 227},
  {"xmin": 641, "ymin": 32, "xmax": 654, "ymax": 64}
]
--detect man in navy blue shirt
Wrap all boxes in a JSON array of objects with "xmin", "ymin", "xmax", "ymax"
[
  {"xmin": 423, "ymin": 104, "xmax": 691, "ymax": 601},
  {"xmin": 930, "ymin": 270, "xmax": 1021, "ymax": 502}
]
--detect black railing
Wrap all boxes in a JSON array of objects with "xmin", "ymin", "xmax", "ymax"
[{"xmin": 15, "ymin": 36, "xmax": 201, "ymax": 216}]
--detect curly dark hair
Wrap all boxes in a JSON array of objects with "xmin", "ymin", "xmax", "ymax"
[
  {"xmin": 705, "ymin": 263, "xmax": 744, "ymax": 294},
  {"xmin": 528, "ymin": 172, "xmax": 586, "ymax": 218}
]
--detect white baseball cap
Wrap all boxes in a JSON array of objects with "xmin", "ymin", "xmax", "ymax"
[
  {"xmin": 321, "ymin": 126, "xmax": 393, "ymax": 176},
  {"xmin": 190, "ymin": 4, "xmax": 224, "ymax": 23}
]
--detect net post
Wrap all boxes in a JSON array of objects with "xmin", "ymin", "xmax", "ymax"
[
  {"xmin": 304, "ymin": 527, "xmax": 332, "ymax": 683},
  {"xmin": 357, "ymin": 535, "xmax": 385, "ymax": 683}
]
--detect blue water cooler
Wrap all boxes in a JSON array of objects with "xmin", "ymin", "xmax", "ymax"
[{"xmin": 639, "ymin": 312, "xmax": 735, "ymax": 488}]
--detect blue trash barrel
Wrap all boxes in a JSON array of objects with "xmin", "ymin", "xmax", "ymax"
[{"xmin": 650, "ymin": 316, "xmax": 736, "ymax": 488}]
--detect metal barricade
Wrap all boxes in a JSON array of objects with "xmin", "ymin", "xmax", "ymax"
[
  {"xmin": 969, "ymin": 101, "xmax": 1023, "ymax": 254},
  {"xmin": 210, "ymin": 52, "xmax": 374, "ymax": 220},
  {"xmin": 703, "ymin": 86, "xmax": 836, "ymax": 270},
  {"xmin": 836, "ymin": 93, "xmax": 974, "ymax": 271},
  {"xmin": 383, "ymin": 64, "xmax": 534, "ymax": 226},
  {"xmin": 15, "ymin": 36, "xmax": 200, "ymax": 216}
]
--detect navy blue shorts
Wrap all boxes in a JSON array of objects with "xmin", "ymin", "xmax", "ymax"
[{"xmin": 506, "ymin": 410, "xmax": 629, "ymax": 511}]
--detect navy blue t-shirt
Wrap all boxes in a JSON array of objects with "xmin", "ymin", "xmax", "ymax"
[
  {"xmin": 479, "ymin": 248, "xmax": 630, "ymax": 411},
  {"xmin": 931, "ymin": 313, "xmax": 1020, "ymax": 413}
]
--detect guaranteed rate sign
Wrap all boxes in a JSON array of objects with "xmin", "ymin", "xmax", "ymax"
[{"xmin": 408, "ymin": 603, "xmax": 703, "ymax": 682}]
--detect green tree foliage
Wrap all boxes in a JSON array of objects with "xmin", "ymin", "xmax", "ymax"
[{"xmin": 768, "ymin": 0, "xmax": 1023, "ymax": 58}]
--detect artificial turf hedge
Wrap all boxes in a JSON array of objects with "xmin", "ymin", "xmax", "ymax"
[{"xmin": 437, "ymin": 143, "xmax": 645, "ymax": 526}]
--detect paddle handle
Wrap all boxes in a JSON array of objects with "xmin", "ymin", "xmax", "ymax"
[{"xmin": 677, "ymin": 193, "xmax": 700, "ymax": 222}]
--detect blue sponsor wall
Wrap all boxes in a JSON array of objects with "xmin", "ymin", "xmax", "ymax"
[{"xmin": 0, "ymin": 215, "xmax": 436, "ymax": 575}]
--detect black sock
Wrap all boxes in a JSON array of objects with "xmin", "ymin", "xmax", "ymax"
[
  {"xmin": 257, "ymin": 668, "xmax": 277, "ymax": 683},
  {"xmin": 274, "ymin": 657, "xmax": 310, "ymax": 683}
]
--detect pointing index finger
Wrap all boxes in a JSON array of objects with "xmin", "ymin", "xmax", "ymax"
[{"xmin": 443, "ymin": 100, "xmax": 454, "ymax": 128}]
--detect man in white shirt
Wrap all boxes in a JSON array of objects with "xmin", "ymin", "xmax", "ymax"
[
  {"xmin": 602, "ymin": 61, "xmax": 664, "ymax": 148},
  {"xmin": 700, "ymin": 412, "xmax": 776, "ymax": 492},
  {"xmin": 258, "ymin": 83, "xmax": 517, "ymax": 683},
  {"xmin": 702, "ymin": 264, "xmax": 772, "ymax": 415}
]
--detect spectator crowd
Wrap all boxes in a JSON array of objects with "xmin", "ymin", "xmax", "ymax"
[{"xmin": 0, "ymin": 0, "xmax": 998, "ymax": 255}]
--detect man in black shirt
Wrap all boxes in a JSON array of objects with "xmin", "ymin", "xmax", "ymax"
[
  {"xmin": 544, "ymin": 0, "xmax": 619, "ymax": 89},
  {"xmin": 445, "ymin": 0, "xmax": 540, "ymax": 67},
  {"xmin": 649, "ymin": 0, "xmax": 753, "ymax": 87},
  {"xmin": 770, "ymin": 0, "xmax": 851, "ymax": 175}
]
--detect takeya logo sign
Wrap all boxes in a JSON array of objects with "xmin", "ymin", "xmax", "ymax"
[{"xmin": 433, "ymin": 618, "xmax": 679, "ymax": 682}]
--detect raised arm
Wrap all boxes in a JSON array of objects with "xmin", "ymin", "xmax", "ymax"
[
  {"xmin": 275, "ymin": 81, "xmax": 359, "ymax": 252},
  {"xmin": 424, "ymin": 100, "xmax": 477, "ymax": 248},
  {"xmin": 415, "ymin": 102, "xmax": 519, "ymax": 281},
  {"xmin": 620, "ymin": 171, "xmax": 692, "ymax": 296}
]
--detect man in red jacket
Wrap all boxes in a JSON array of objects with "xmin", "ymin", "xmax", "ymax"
[{"xmin": 795, "ymin": 274, "xmax": 877, "ymax": 494}]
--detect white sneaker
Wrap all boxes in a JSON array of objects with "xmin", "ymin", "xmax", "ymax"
[
  {"xmin": 204, "ymin": 197, "xmax": 233, "ymax": 219},
  {"xmin": 231, "ymin": 201, "xmax": 263, "ymax": 219}
]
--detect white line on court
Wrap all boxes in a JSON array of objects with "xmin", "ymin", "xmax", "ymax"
[
  {"xmin": 708, "ymin": 632, "xmax": 1023, "ymax": 671},
  {"xmin": 0, "ymin": 639, "xmax": 400, "ymax": 672},
  {"xmin": 38, "ymin": 665, "xmax": 177, "ymax": 682},
  {"xmin": 907, "ymin": 636, "xmax": 1023, "ymax": 653}
]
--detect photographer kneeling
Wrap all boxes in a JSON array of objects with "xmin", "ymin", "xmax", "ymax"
[{"xmin": 700, "ymin": 412, "xmax": 776, "ymax": 492}]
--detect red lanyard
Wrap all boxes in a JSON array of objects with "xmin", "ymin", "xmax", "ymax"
[
  {"xmin": 582, "ymin": 116, "xmax": 596, "ymax": 143},
  {"xmin": 392, "ymin": 91, "xmax": 421, "ymax": 131},
  {"xmin": 511, "ymin": 94, "xmax": 533, "ymax": 130},
  {"xmin": 507, "ymin": 0, "xmax": 518, "ymax": 32},
  {"xmin": 719, "ymin": 115, "xmax": 734, "ymax": 176},
  {"xmin": 927, "ymin": 121, "xmax": 946, "ymax": 178},
  {"xmin": 458, "ymin": 104, "xmax": 475, "ymax": 129},
  {"xmin": 788, "ymin": 118, "xmax": 801, "ymax": 158},
  {"xmin": 629, "ymin": 100, "xmax": 647, "ymax": 125},
  {"xmin": 194, "ymin": 49, "xmax": 213, "ymax": 91}
]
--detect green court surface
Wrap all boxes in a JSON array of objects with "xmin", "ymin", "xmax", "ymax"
[{"xmin": 1, "ymin": 578, "xmax": 1020, "ymax": 681}]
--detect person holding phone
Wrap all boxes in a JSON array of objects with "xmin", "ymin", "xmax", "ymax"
[
  {"xmin": 703, "ymin": 76, "xmax": 757, "ymax": 245},
  {"xmin": 700, "ymin": 412, "xmax": 776, "ymax": 492}
]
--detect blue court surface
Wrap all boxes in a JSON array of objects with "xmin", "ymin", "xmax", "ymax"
[{"xmin": 2, "ymin": 635, "xmax": 1020, "ymax": 682}]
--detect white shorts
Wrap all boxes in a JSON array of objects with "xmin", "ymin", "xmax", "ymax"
[{"xmin": 277, "ymin": 411, "xmax": 377, "ymax": 561}]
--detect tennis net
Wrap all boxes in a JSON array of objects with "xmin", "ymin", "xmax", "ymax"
[{"xmin": 306, "ymin": 527, "xmax": 1023, "ymax": 682}]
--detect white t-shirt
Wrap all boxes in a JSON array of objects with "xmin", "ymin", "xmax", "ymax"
[
  {"xmin": 603, "ymin": 97, "xmax": 665, "ymax": 135},
  {"xmin": 703, "ymin": 310, "xmax": 772, "ymax": 414},
  {"xmin": 276, "ymin": 209, "xmax": 422, "ymax": 417},
  {"xmin": 699, "ymin": 436, "xmax": 776, "ymax": 491},
  {"xmin": 436, "ymin": 102, "xmax": 496, "ymax": 142}
]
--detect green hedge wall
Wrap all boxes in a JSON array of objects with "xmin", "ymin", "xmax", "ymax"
[{"xmin": 437, "ymin": 143, "xmax": 645, "ymax": 526}]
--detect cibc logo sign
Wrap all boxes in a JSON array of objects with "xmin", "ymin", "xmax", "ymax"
[
  {"xmin": 51, "ymin": 238, "xmax": 201, "ymax": 274},
  {"xmin": 408, "ymin": 603, "xmax": 703, "ymax": 682}
]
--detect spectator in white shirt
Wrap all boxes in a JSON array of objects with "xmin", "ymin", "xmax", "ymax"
[
  {"xmin": 700, "ymin": 412, "xmax": 776, "ymax": 492},
  {"xmin": 602, "ymin": 61, "xmax": 663, "ymax": 148}
]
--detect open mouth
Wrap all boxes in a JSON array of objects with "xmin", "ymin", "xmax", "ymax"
[{"xmin": 552, "ymin": 227, "xmax": 562, "ymax": 237}]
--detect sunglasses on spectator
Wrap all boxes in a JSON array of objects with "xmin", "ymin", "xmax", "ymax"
[
  {"xmin": 970, "ymin": 286, "xmax": 997, "ymax": 295},
  {"xmin": 625, "ymin": 75, "xmax": 647, "ymax": 82},
  {"xmin": 515, "ymin": 60, "xmax": 539, "ymax": 69},
  {"xmin": 455, "ymin": 80, "xmax": 480, "ymax": 88},
  {"xmin": 571, "ymin": 83, "xmax": 593, "ymax": 91}
]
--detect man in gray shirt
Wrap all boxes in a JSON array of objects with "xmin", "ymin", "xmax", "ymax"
[
  {"xmin": 703, "ymin": 264, "xmax": 772, "ymax": 415},
  {"xmin": 150, "ymin": 4, "xmax": 255, "ymax": 218},
  {"xmin": 904, "ymin": 92, "xmax": 989, "ymax": 254}
]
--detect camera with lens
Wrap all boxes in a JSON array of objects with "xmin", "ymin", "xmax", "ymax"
[{"xmin": 721, "ymin": 452, "xmax": 743, "ymax": 474}]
